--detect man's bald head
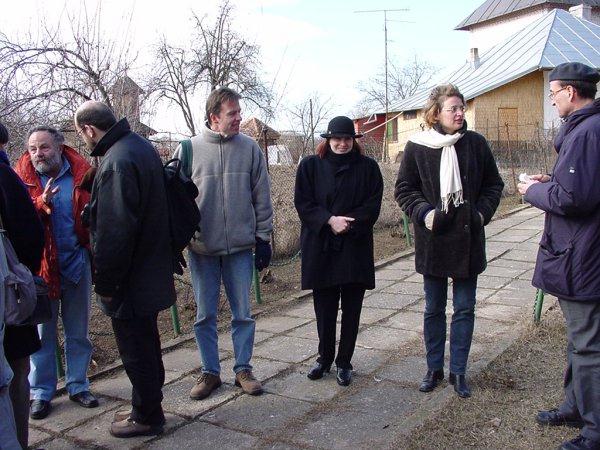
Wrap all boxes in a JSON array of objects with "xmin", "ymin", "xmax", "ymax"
[{"xmin": 75, "ymin": 101, "xmax": 117, "ymax": 131}]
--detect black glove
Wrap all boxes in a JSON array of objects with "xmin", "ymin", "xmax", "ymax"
[{"xmin": 254, "ymin": 238, "xmax": 272, "ymax": 271}]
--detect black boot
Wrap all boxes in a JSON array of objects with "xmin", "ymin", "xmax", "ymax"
[
  {"xmin": 336, "ymin": 367, "xmax": 352, "ymax": 386},
  {"xmin": 449, "ymin": 373, "xmax": 471, "ymax": 398},
  {"xmin": 419, "ymin": 369, "xmax": 444, "ymax": 392},
  {"xmin": 307, "ymin": 362, "xmax": 331, "ymax": 380}
]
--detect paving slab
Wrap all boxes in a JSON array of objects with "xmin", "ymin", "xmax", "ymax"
[
  {"xmin": 203, "ymin": 392, "xmax": 314, "ymax": 436},
  {"xmin": 219, "ymin": 356, "xmax": 291, "ymax": 385},
  {"xmin": 287, "ymin": 381, "xmax": 422, "ymax": 449},
  {"xmin": 148, "ymin": 420, "xmax": 260, "ymax": 449},
  {"xmin": 379, "ymin": 310, "xmax": 423, "ymax": 332},
  {"xmin": 253, "ymin": 335, "xmax": 317, "ymax": 363},
  {"xmin": 476, "ymin": 303, "xmax": 528, "ymax": 322},
  {"xmin": 284, "ymin": 321, "xmax": 319, "ymax": 340},
  {"xmin": 480, "ymin": 264, "xmax": 528, "ymax": 279},
  {"xmin": 255, "ymin": 315, "xmax": 313, "ymax": 334},
  {"xmin": 356, "ymin": 325, "xmax": 420, "ymax": 351},
  {"xmin": 375, "ymin": 269, "xmax": 413, "ymax": 281},
  {"xmin": 357, "ymin": 306, "xmax": 397, "ymax": 324},
  {"xmin": 349, "ymin": 347, "xmax": 393, "ymax": 375},
  {"xmin": 502, "ymin": 248, "xmax": 539, "ymax": 263},
  {"xmin": 161, "ymin": 374, "xmax": 239, "ymax": 419},
  {"xmin": 161, "ymin": 345, "xmax": 202, "ymax": 374},
  {"xmin": 28, "ymin": 426, "xmax": 53, "ymax": 448},
  {"xmin": 380, "ymin": 281, "xmax": 425, "ymax": 296},
  {"xmin": 487, "ymin": 258, "xmax": 534, "ymax": 270},
  {"xmin": 40, "ymin": 437, "xmax": 85, "ymax": 449},
  {"xmin": 476, "ymin": 274, "xmax": 512, "ymax": 289},
  {"xmin": 30, "ymin": 394, "xmax": 123, "ymax": 434},
  {"xmin": 374, "ymin": 355, "xmax": 428, "ymax": 385},
  {"xmin": 363, "ymin": 292, "xmax": 421, "ymax": 310},
  {"xmin": 281, "ymin": 300, "xmax": 315, "ymax": 319},
  {"xmin": 65, "ymin": 411, "xmax": 184, "ymax": 449},
  {"xmin": 264, "ymin": 370, "xmax": 348, "ymax": 403}
]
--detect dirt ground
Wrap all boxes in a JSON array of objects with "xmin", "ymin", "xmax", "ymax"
[
  {"xmin": 80, "ymin": 194, "xmax": 525, "ymax": 373},
  {"xmin": 401, "ymin": 304, "xmax": 575, "ymax": 450}
]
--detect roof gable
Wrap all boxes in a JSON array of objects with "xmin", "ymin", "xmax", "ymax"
[{"xmin": 392, "ymin": 9, "xmax": 600, "ymax": 112}]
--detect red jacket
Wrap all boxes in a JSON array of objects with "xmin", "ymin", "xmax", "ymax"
[{"xmin": 15, "ymin": 146, "xmax": 91, "ymax": 299}]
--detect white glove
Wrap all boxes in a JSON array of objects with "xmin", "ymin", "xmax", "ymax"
[{"xmin": 424, "ymin": 210, "xmax": 435, "ymax": 230}]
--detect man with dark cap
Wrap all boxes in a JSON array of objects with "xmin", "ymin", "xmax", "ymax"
[{"xmin": 518, "ymin": 62, "xmax": 600, "ymax": 450}]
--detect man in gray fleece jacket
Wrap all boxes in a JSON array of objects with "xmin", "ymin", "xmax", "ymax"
[{"xmin": 173, "ymin": 87, "xmax": 273, "ymax": 400}]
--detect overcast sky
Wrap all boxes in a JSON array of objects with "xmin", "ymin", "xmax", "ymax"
[{"xmin": 1, "ymin": 0, "xmax": 484, "ymax": 134}]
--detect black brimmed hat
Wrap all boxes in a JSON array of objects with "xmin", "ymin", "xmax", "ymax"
[
  {"xmin": 320, "ymin": 116, "xmax": 363, "ymax": 139},
  {"xmin": 549, "ymin": 62, "xmax": 600, "ymax": 84}
]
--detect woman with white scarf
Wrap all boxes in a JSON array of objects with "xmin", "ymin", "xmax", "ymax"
[{"xmin": 395, "ymin": 84, "xmax": 504, "ymax": 398}]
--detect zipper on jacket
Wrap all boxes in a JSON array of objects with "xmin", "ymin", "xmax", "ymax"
[{"xmin": 219, "ymin": 138, "xmax": 231, "ymax": 253}]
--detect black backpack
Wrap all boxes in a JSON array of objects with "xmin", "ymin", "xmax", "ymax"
[{"xmin": 163, "ymin": 139, "xmax": 200, "ymax": 275}]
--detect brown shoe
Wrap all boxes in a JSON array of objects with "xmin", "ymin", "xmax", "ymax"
[
  {"xmin": 109, "ymin": 418, "xmax": 163, "ymax": 438},
  {"xmin": 113, "ymin": 408, "xmax": 132, "ymax": 423},
  {"xmin": 235, "ymin": 370, "xmax": 263, "ymax": 395},
  {"xmin": 190, "ymin": 373, "xmax": 222, "ymax": 400}
]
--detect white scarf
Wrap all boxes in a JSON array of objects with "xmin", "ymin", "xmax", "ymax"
[{"xmin": 409, "ymin": 128, "xmax": 464, "ymax": 213}]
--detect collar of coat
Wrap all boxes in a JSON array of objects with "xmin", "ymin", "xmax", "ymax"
[
  {"xmin": 91, "ymin": 118, "xmax": 132, "ymax": 157},
  {"xmin": 15, "ymin": 145, "xmax": 91, "ymax": 188},
  {"xmin": 201, "ymin": 121, "xmax": 249, "ymax": 143},
  {"xmin": 554, "ymin": 98, "xmax": 600, "ymax": 153}
]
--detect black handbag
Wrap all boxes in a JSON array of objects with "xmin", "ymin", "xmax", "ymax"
[{"xmin": 24, "ymin": 275, "xmax": 52, "ymax": 325}]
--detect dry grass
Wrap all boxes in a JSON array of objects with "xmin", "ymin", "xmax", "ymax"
[{"xmin": 400, "ymin": 305, "xmax": 577, "ymax": 450}]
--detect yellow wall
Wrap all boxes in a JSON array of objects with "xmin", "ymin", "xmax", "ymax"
[{"xmin": 470, "ymin": 71, "xmax": 544, "ymax": 143}]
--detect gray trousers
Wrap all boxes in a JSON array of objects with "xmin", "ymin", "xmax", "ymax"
[
  {"xmin": 558, "ymin": 299, "xmax": 600, "ymax": 441},
  {"xmin": 8, "ymin": 357, "xmax": 29, "ymax": 449}
]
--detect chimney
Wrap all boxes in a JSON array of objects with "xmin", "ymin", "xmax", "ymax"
[
  {"xmin": 569, "ymin": 4, "xmax": 592, "ymax": 21},
  {"xmin": 469, "ymin": 48, "xmax": 480, "ymax": 69}
]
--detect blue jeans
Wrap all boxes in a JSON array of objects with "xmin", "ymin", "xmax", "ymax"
[
  {"xmin": 189, "ymin": 249, "xmax": 255, "ymax": 376},
  {"xmin": 29, "ymin": 253, "xmax": 93, "ymax": 401},
  {"xmin": 423, "ymin": 275, "xmax": 477, "ymax": 375}
]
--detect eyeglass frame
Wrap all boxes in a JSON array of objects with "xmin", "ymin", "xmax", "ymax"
[
  {"xmin": 441, "ymin": 105, "xmax": 467, "ymax": 114},
  {"xmin": 548, "ymin": 86, "xmax": 569, "ymax": 100}
]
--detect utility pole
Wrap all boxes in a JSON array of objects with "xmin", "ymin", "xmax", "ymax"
[{"xmin": 355, "ymin": 8, "xmax": 409, "ymax": 163}]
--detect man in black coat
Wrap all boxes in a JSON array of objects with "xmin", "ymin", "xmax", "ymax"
[
  {"xmin": 519, "ymin": 63, "xmax": 600, "ymax": 450},
  {"xmin": 0, "ymin": 121, "xmax": 45, "ymax": 449},
  {"xmin": 74, "ymin": 101, "xmax": 176, "ymax": 438}
]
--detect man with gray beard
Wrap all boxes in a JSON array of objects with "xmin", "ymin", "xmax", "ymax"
[{"xmin": 15, "ymin": 126, "xmax": 97, "ymax": 420}]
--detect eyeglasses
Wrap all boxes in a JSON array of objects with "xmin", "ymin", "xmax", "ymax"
[
  {"xmin": 548, "ymin": 87, "xmax": 568, "ymax": 99},
  {"xmin": 442, "ymin": 105, "xmax": 467, "ymax": 114}
]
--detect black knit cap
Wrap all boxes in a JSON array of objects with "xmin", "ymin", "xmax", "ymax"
[
  {"xmin": 549, "ymin": 62, "xmax": 600, "ymax": 83},
  {"xmin": 320, "ymin": 116, "xmax": 363, "ymax": 139}
]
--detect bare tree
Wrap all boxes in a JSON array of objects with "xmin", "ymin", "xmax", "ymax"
[
  {"xmin": 192, "ymin": 1, "xmax": 272, "ymax": 108},
  {"xmin": 151, "ymin": 40, "xmax": 200, "ymax": 135},
  {"xmin": 356, "ymin": 56, "xmax": 436, "ymax": 113},
  {"xmin": 286, "ymin": 94, "xmax": 334, "ymax": 156},
  {"xmin": 150, "ymin": 0, "xmax": 273, "ymax": 135},
  {"xmin": 0, "ymin": 4, "xmax": 137, "ymax": 142}
]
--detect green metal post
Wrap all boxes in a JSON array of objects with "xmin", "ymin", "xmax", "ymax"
[
  {"xmin": 55, "ymin": 340, "xmax": 64, "ymax": 378},
  {"xmin": 253, "ymin": 264, "xmax": 263, "ymax": 304},
  {"xmin": 534, "ymin": 289, "xmax": 545, "ymax": 324},
  {"xmin": 170, "ymin": 304, "xmax": 181, "ymax": 336},
  {"xmin": 402, "ymin": 212, "xmax": 412, "ymax": 247}
]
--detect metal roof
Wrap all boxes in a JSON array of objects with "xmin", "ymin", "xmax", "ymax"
[
  {"xmin": 455, "ymin": 0, "xmax": 600, "ymax": 30},
  {"xmin": 391, "ymin": 8, "xmax": 600, "ymax": 112}
]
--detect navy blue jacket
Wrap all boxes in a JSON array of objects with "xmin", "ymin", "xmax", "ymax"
[{"xmin": 525, "ymin": 99, "xmax": 600, "ymax": 301}]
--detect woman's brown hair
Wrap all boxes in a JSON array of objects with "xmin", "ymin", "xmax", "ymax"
[
  {"xmin": 422, "ymin": 84, "xmax": 465, "ymax": 128},
  {"xmin": 315, "ymin": 138, "xmax": 365, "ymax": 158}
]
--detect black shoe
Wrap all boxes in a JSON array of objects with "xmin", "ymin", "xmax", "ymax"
[
  {"xmin": 69, "ymin": 391, "xmax": 99, "ymax": 408},
  {"xmin": 30, "ymin": 399, "xmax": 51, "ymax": 420},
  {"xmin": 537, "ymin": 408, "xmax": 584, "ymax": 428},
  {"xmin": 449, "ymin": 373, "xmax": 471, "ymax": 398},
  {"xmin": 559, "ymin": 435, "xmax": 600, "ymax": 450},
  {"xmin": 307, "ymin": 362, "xmax": 331, "ymax": 380},
  {"xmin": 336, "ymin": 368, "xmax": 352, "ymax": 386},
  {"xmin": 419, "ymin": 369, "xmax": 444, "ymax": 393}
]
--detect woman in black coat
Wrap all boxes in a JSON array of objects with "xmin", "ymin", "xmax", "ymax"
[
  {"xmin": 395, "ymin": 85, "xmax": 503, "ymax": 398},
  {"xmin": 295, "ymin": 116, "xmax": 383, "ymax": 386},
  {"xmin": 0, "ymin": 122, "xmax": 45, "ymax": 449}
]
